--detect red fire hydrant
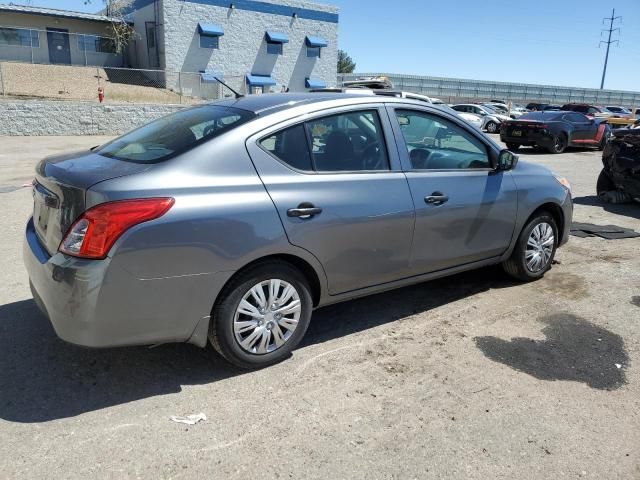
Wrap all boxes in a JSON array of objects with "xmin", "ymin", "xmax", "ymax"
[{"xmin": 98, "ymin": 86, "xmax": 104, "ymax": 103}]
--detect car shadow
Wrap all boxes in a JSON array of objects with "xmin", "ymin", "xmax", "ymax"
[
  {"xmin": 0, "ymin": 266, "xmax": 514, "ymax": 423},
  {"xmin": 475, "ymin": 313, "xmax": 628, "ymax": 390},
  {"xmin": 573, "ymin": 195, "xmax": 640, "ymax": 220}
]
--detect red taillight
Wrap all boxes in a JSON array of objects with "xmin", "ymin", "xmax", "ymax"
[{"xmin": 59, "ymin": 198, "xmax": 175, "ymax": 259}]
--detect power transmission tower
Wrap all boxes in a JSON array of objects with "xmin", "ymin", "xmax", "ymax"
[{"xmin": 599, "ymin": 8, "xmax": 621, "ymax": 90}]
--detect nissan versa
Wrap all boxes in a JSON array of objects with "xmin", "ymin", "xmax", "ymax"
[{"xmin": 24, "ymin": 93, "xmax": 573, "ymax": 369}]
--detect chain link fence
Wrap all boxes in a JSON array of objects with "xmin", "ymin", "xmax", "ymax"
[
  {"xmin": 339, "ymin": 73, "xmax": 640, "ymax": 107},
  {"xmin": 0, "ymin": 62, "xmax": 246, "ymax": 104}
]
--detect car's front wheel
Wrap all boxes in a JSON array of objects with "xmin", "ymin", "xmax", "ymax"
[
  {"xmin": 209, "ymin": 261, "xmax": 313, "ymax": 369},
  {"xmin": 502, "ymin": 212, "xmax": 558, "ymax": 282},
  {"xmin": 596, "ymin": 169, "xmax": 615, "ymax": 195}
]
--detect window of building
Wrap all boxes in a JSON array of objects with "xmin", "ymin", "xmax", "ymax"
[
  {"xmin": 266, "ymin": 41, "xmax": 283, "ymax": 55},
  {"xmin": 395, "ymin": 110, "xmax": 490, "ymax": 170},
  {"xmin": 0, "ymin": 27, "xmax": 39, "ymax": 47},
  {"xmin": 146, "ymin": 24, "xmax": 156, "ymax": 49},
  {"xmin": 199, "ymin": 34, "xmax": 219, "ymax": 49},
  {"xmin": 306, "ymin": 46, "xmax": 321, "ymax": 58},
  {"xmin": 78, "ymin": 34, "xmax": 116, "ymax": 54}
]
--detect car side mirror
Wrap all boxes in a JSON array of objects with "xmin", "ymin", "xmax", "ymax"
[{"xmin": 497, "ymin": 149, "xmax": 518, "ymax": 171}]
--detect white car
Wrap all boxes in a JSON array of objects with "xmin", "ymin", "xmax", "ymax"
[{"xmin": 451, "ymin": 104, "xmax": 508, "ymax": 133}]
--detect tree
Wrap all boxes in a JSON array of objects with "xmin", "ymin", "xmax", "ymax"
[
  {"xmin": 85, "ymin": 0, "xmax": 136, "ymax": 53},
  {"xmin": 337, "ymin": 50, "xmax": 356, "ymax": 74}
]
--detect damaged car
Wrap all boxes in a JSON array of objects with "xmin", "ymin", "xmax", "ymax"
[{"xmin": 597, "ymin": 123, "xmax": 640, "ymax": 203}]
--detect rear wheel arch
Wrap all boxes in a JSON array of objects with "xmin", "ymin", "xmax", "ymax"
[{"xmin": 215, "ymin": 254, "xmax": 323, "ymax": 310}]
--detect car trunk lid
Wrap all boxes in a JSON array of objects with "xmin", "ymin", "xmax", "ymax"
[{"xmin": 32, "ymin": 149, "xmax": 151, "ymax": 256}]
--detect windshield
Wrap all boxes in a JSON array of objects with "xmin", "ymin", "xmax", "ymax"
[{"xmin": 97, "ymin": 105, "xmax": 255, "ymax": 163}]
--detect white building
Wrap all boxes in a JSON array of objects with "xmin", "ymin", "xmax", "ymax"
[{"xmin": 127, "ymin": 0, "xmax": 339, "ymax": 93}]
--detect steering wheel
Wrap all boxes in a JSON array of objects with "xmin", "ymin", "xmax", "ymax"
[{"xmin": 362, "ymin": 142, "xmax": 383, "ymax": 170}]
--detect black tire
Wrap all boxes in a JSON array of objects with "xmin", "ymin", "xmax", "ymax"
[
  {"xmin": 506, "ymin": 143, "xmax": 520, "ymax": 151},
  {"xmin": 502, "ymin": 212, "xmax": 558, "ymax": 282},
  {"xmin": 485, "ymin": 121, "xmax": 498, "ymax": 134},
  {"xmin": 547, "ymin": 133, "xmax": 567, "ymax": 154},
  {"xmin": 596, "ymin": 169, "xmax": 615, "ymax": 195},
  {"xmin": 209, "ymin": 261, "xmax": 313, "ymax": 369}
]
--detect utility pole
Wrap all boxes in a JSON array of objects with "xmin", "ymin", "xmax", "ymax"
[{"xmin": 599, "ymin": 8, "xmax": 621, "ymax": 90}]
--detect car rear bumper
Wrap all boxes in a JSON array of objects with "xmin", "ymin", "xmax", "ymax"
[
  {"xmin": 23, "ymin": 217, "xmax": 231, "ymax": 348},
  {"xmin": 501, "ymin": 132, "xmax": 554, "ymax": 147}
]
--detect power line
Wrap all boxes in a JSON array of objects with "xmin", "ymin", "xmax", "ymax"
[{"xmin": 599, "ymin": 8, "xmax": 621, "ymax": 90}]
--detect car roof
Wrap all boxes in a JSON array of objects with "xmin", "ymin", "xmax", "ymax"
[{"xmin": 211, "ymin": 92, "xmax": 457, "ymax": 116}]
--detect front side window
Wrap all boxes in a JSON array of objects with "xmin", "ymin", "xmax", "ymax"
[
  {"xmin": 200, "ymin": 34, "xmax": 219, "ymax": 49},
  {"xmin": 260, "ymin": 110, "xmax": 390, "ymax": 173},
  {"xmin": 266, "ymin": 41, "xmax": 283, "ymax": 55},
  {"xmin": 0, "ymin": 27, "xmax": 39, "ymax": 47},
  {"xmin": 306, "ymin": 46, "xmax": 321, "ymax": 58},
  {"xmin": 565, "ymin": 113, "xmax": 588, "ymax": 123},
  {"xmin": 395, "ymin": 110, "xmax": 490, "ymax": 170},
  {"xmin": 97, "ymin": 106, "xmax": 255, "ymax": 163}
]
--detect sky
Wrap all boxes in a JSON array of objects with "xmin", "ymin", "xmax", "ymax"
[{"xmin": 18, "ymin": 0, "xmax": 640, "ymax": 91}]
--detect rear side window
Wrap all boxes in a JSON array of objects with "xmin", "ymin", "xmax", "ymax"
[
  {"xmin": 260, "ymin": 110, "xmax": 390, "ymax": 173},
  {"xmin": 97, "ymin": 106, "xmax": 255, "ymax": 163},
  {"xmin": 260, "ymin": 125, "xmax": 313, "ymax": 171}
]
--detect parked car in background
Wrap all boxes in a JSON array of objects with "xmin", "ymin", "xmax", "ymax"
[
  {"xmin": 483, "ymin": 103, "xmax": 524, "ymax": 119},
  {"xmin": 501, "ymin": 110, "xmax": 611, "ymax": 154},
  {"xmin": 451, "ymin": 104, "xmax": 507, "ymax": 133},
  {"xmin": 605, "ymin": 106, "xmax": 633, "ymax": 119},
  {"xmin": 561, "ymin": 104, "xmax": 611, "ymax": 118},
  {"xmin": 526, "ymin": 103, "xmax": 561, "ymax": 111},
  {"xmin": 597, "ymin": 126, "xmax": 640, "ymax": 202},
  {"xmin": 24, "ymin": 93, "xmax": 572, "ymax": 369}
]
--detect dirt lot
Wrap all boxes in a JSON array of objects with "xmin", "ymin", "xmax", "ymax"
[{"xmin": 0, "ymin": 135, "xmax": 638, "ymax": 479}]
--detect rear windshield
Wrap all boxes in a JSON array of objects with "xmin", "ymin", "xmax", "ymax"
[
  {"xmin": 97, "ymin": 105, "xmax": 255, "ymax": 163},
  {"xmin": 519, "ymin": 112, "xmax": 563, "ymax": 121}
]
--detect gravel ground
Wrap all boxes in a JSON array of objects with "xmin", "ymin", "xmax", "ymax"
[{"xmin": 0, "ymin": 135, "xmax": 638, "ymax": 479}]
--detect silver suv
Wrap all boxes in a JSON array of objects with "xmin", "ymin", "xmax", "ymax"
[{"xmin": 24, "ymin": 93, "xmax": 572, "ymax": 369}]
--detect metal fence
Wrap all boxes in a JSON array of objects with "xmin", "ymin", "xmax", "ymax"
[
  {"xmin": 339, "ymin": 73, "xmax": 640, "ymax": 107},
  {"xmin": 0, "ymin": 62, "xmax": 247, "ymax": 104}
]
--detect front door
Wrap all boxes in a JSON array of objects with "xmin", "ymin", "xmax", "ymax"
[
  {"xmin": 47, "ymin": 28, "xmax": 71, "ymax": 65},
  {"xmin": 246, "ymin": 106, "xmax": 416, "ymax": 295},
  {"xmin": 389, "ymin": 107, "xmax": 518, "ymax": 274}
]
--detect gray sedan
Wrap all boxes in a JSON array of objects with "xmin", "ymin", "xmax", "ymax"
[{"xmin": 24, "ymin": 93, "xmax": 573, "ymax": 369}]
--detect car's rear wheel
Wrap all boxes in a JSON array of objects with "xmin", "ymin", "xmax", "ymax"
[
  {"xmin": 506, "ymin": 143, "xmax": 520, "ymax": 151},
  {"xmin": 502, "ymin": 212, "xmax": 558, "ymax": 282},
  {"xmin": 209, "ymin": 261, "xmax": 313, "ymax": 369},
  {"xmin": 485, "ymin": 121, "xmax": 498, "ymax": 133},
  {"xmin": 596, "ymin": 169, "xmax": 615, "ymax": 195},
  {"xmin": 547, "ymin": 134, "xmax": 567, "ymax": 154}
]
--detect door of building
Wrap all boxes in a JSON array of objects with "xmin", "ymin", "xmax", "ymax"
[{"xmin": 46, "ymin": 28, "xmax": 71, "ymax": 65}]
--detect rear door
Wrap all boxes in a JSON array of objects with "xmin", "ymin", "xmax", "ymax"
[
  {"xmin": 388, "ymin": 106, "xmax": 518, "ymax": 274},
  {"xmin": 246, "ymin": 105, "xmax": 416, "ymax": 295}
]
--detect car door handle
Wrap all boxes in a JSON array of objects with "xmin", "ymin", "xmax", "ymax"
[
  {"xmin": 424, "ymin": 192, "xmax": 449, "ymax": 206},
  {"xmin": 287, "ymin": 204, "xmax": 323, "ymax": 218}
]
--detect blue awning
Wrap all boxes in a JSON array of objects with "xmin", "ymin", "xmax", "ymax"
[
  {"xmin": 198, "ymin": 23, "xmax": 224, "ymax": 36},
  {"xmin": 265, "ymin": 31, "xmax": 289, "ymax": 44},
  {"xmin": 246, "ymin": 74, "xmax": 276, "ymax": 87},
  {"xmin": 200, "ymin": 71, "xmax": 221, "ymax": 83},
  {"xmin": 305, "ymin": 36, "xmax": 327, "ymax": 48},
  {"xmin": 305, "ymin": 78, "xmax": 326, "ymax": 89}
]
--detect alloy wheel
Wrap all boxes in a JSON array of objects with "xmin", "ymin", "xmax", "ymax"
[
  {"xmin": 525, "ymin": 222, "xmax": 555, "ymax": 273},
  {"xmin": 233, "ymin": 279, "xmax": 302, "ymax": 355}
]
